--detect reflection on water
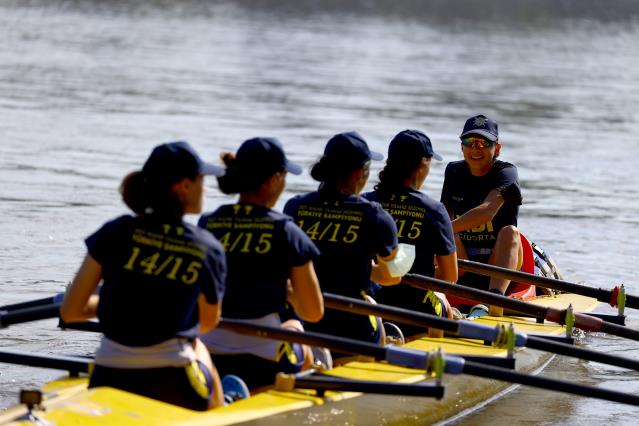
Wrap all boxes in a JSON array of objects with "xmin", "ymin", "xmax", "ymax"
[{"xmin": 1, "ymin": 0, "xmax": 639, "ymax": 422}]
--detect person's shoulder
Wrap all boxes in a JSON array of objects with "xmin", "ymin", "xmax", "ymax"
[
  {"xmin": 266, "ymin": 208, "xmax": 293, "ymax": 223},
  {"xmin": 491, "ymin": 160, "xmax": 519, "ymax": 178},
  {"xmin": 444, "ymin": 160, "xmax": 468, "ymax": 174},
  {"xmin": 493, "ymin": 160, "xmax": 517, "ymax": 171},
  {"xmin": 184, "ymin": 221, "xmax": 224, "ymax": 251},
  {"xmin": 284, "ymin": 191, "xmax": 318, "ymax": 208},
  {"xmin": 361, "ymin": 190, "xmax": 378, "ymax": 202},
  {"xmin": 199, "ymin": 204, "xmax": 228, "ymax": 218},
  {"xmin": 100, "ymin": 214, "xmax": 136, "ymax": 232}
]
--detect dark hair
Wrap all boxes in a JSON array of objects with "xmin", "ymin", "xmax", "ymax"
[
  {"xmin": 216, "ymin": 152, "xmax": 279, "ymax": 194},
  {"xmin": 310, "ymin": 155, "xmax": 366, "ymax": 185},
  {"xmin": 120, "ymin": 171, "xmax": 184, "ymax": 218},
  {"xmin": 374, "ymin": 155, "xmax": 424, "ymax": 195}
]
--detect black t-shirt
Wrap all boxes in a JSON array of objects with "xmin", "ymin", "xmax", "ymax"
[
  {"xmin": 441, "ymin": 160, "xmax": 522, "ymax": 253},
  {"xmin": 88, "ymin": 215, "xmax": 226, "ymax": 347},
  {"xmin": 198, "ymin": 203, "xmax": 319, "ymax": 319},
  {"xmin": 364, "ymin": 187, "xmax": 455, "ymax": 277},
  {"xmin": 284, "ymin": 191, "xmax": 398, "ymax": 297}
]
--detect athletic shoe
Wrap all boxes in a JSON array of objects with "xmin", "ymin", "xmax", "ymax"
[
  {"xmin": 468, "ymin": 304, "xmax": 489, "ymax": 319},
  {"xmin": 310, "ymin": 346, "xmax": 333, "ymax": 370},
  {"xmin": 383, "ymin": 322, "xmax": 406, "ymax": 345},
  {"xmin": 222, "ymin": 374, "xmax": 250, "ymax": 404}
]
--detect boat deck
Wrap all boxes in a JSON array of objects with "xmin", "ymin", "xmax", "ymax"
[{"xmin": 0, "ymin": 294, "xmax": 599, "ymax": 426}]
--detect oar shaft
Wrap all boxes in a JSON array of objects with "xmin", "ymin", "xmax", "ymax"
[
  {"xmin": 323, "ymin": 293, "xmax": 459, "ymax": 333},
  {"xmin": 0, "ymin": 303, "xmax": 61, "ymax": 328},
  {"xmin": 526, "ymin": 336, "xmax": 639, "ymax": 371},
  {"xmin": 458, "ymin": 259, "xmax": 608, "ymax": 299},
  {"xmin": 293, "ymin": 376, "xmax": 444, "ymax": 398},
  {"xmin": 218, "ymin": 319, "xmax": 387, "ymax": 360},
  {"xmin": 0, "ymin": 349, "xmax": 90, "ymax": 374},
  {"xmin": 463, "ymin": 360, "xmax": 639, "ymax": 406},
  {"xmin": 459, "ymin": 259, "xmax": 639, "ymax": 309},
  {"xmin": 402, "ymin": 274, "xmax": 550, "ymax": 318},
  {"xmin": 0, "ymin": 295, "xmax": 61, "ymax": 312}
]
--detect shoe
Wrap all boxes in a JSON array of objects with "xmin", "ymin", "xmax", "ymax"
[
  {"xmin": 450, "ymin": 307, "xmax": 464, "ymax": 320},
  {"xmin": 310, "ymin": 347, "xmax": 333, "ymax": 370},
  {"xmin": 222, "ymin": 374, "xmax": 250, "ymax": 404},
  {"xmin": 383, "ymin": 322, "xmax": 405, "ymax": 345},
  {"xmin": 468, "ymin": 304, "xmax": 489, "ymax": 319}
]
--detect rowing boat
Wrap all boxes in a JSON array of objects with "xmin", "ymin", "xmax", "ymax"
[{"xmin": 0, "ymin": 292, "xmax": 600, "ymax": 426}]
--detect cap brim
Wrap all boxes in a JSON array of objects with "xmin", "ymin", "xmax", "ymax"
[
  {"xmin": 201, "ymin": 163, "xmax": 226, "ymax": 177},
  {"xmin": 431, "ymin": 152, "xmax": 443, "ymax": 161},
  {"xmin": 285, "ymin": 160, "xmax": 303, "ymax": 175},
  {"xmin": 369, "ymin": 151, "xmax": 384, "ymax": 161},
  {"xmin": 460, "ymin": 130, "xmax": 498, "ymax": 142}
]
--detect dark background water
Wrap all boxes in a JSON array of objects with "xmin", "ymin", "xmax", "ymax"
[{"xmin": 1, "ymin": 1, "xmax": 638, "ymax": 424}]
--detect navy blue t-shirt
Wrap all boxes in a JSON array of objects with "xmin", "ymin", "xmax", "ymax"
[
  {"xmin": 284, "ymin": 191, "xmax": 398, "ymax": 297},
  {"xmin": 364, "ymin": 187, "xmax": 455, "ymax": 277},
  {"xmin": 440, "ymin": 160, "xmax": 522, "ymax": 253},
  {"xmin": 88, "ymin": 215, "xmax": 226, "ymax": 347},
  {"xmin": 198, "ymin": 203, "xmax": 319, "ymax": 319}
]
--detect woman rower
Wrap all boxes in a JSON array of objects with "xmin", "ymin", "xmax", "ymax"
[
  {"xmin": 363, "ymin": 130, "xmax": 458, "ymax": 336},
  {"xmin": 198, "ymin": 137, "xmax": 323, "ymax": 389},
  {"xmin": 283, "ymin": 131, "xmax": 405, "ymax": 345},
  {"xmin": 61, "ymin": 141, "xmax": 227, "ymax": 410}
]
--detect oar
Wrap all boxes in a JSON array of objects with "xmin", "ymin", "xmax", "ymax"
[
  {"xmin": 38, "ymin": 314, "xmax": 639, "ymax": 406},
  {"xmin": 0, "ymin": 293, "xmax": 64, "ymax": 312},
  {"xmin": 401, "ymin": 273, "xmax": 639, "ymax": 342},
  {"xmin": 275, "ymin": 370, "xmax": 444, "ymax": 398},
  {"xmin": 0, "ymin": 303, "xmax": 61, "ymax": 328},
  {"xmin": 323, "ymin": 293, "xmax": 639, "ymax": 372},
  {"xmin": 0, "ymin": 349, "xmax": 90, "ymax": 375},
  {"xmin": 219, "ymin": 319, "xmax": 639, "ymax": 406},
  {"xmin": 458, "ymin": 259, "xmax": 636, "ymax": 310}
]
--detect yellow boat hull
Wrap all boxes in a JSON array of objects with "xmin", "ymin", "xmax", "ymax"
[{"xmin": 0, "ymin": 293, "xmax": 600, "ymax": 426}]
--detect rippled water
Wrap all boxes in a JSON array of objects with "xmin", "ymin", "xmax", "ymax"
[{"xmin": 1, "ymin": 1, "xmax": 639, "ymax": 423}]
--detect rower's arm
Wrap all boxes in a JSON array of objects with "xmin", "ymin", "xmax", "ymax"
[
  {"xmin": 288, "ymin": 261, "xmax": 324, "ymax": 323},
  {"xmin": 434, "ymin": 252, "xmax": 458, "ymax": 283},
  {"xmin": 450, "ymin": 189, "xmax": 504, "ymax": 234},
  {"xmin": 60, "ymin": 253, "xmax": 101, "ymax": 323},
  {"xmin": 198, "ymin": 296, "xmax": 221, "ymax": 333}
]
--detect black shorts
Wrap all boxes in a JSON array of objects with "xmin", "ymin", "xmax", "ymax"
[{"xmin": 89, "ymin": 361, "xmax": 213, "ymax": 411}]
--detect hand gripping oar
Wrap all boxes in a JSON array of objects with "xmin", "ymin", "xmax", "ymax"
[
  {"xmin": 323, "ymin": 293, "xmax": 639, "ymax": 372},
  {"xmin": 219, "ymin": 319, "xmax": 639, "ymax": 406},
  {"xmin": 401, "ymin": 273, "xmax": 639, "ymax": 342},
  {"xmin": 458, "ymin": 259, "xmax": 634, "ymax": 313}
]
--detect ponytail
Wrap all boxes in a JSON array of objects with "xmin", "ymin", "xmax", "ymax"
[{"xmin": 119, "ymin": 170, "xmax": 183, "ymax": 218}]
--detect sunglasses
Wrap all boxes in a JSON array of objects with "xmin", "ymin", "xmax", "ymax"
[{"xmin": 461, "ymin": 137, "xmax": 495, "ymax": 149}]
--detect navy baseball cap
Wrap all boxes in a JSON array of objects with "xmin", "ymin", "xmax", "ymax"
[
  {"xmin": 460, "ymin": 115, "xmax": 499, "ymax": 142},
  {"xmin": 236, "ymin": 137, "xmax": 302, "ymax": 175},
  {"xmin": 324, "ymin": 131, "xmax": 384, "ymax": 165},
  {"xmin": 142, "ymin": 141, "xmax": 224, "ymax": 184},
  {"xmin": 388, "ymin": 129, "xmax": 442, "ymax": 162}
]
